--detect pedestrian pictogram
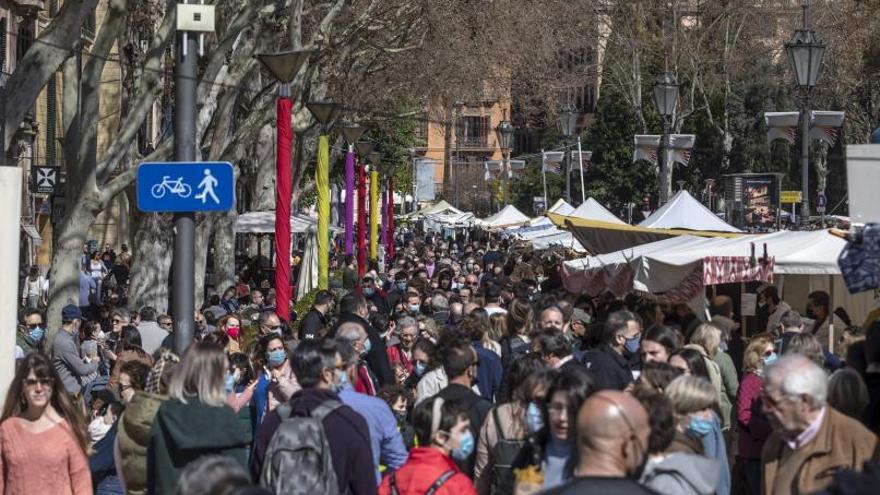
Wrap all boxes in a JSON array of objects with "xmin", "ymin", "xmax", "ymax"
[{"xmin": 137, "ymin": 162, "xmax": 234, "ymax": 212}]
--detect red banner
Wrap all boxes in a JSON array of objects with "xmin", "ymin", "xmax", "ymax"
[{"xmin": 274, "ymin": 97, "xmax": 292, "ymax": 321}]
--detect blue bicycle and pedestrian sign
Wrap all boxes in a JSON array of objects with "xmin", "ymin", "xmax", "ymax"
[{"xmin": 137, "ymin": 162, "xmax": 235, "ymax": 212}]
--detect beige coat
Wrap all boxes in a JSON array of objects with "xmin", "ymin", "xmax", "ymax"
[{"xmin": 475, "ymin": 402, "xmax": 529, "ymax": 495}]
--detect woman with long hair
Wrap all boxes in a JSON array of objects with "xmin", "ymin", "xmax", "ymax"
[
  {"xmin": 148, "ymin": 342, "xmax": 251, "ymax": 494},
  {"xmin": 475, "ymin": 354, "xmax": 554, "ymax": 494},
  {"xmin": 0, "ymin": 352, "xmax": 92, "ymax": 493},
  {"xmin": 109, "ymin": 325, "xmax": 153, "ymax": 390},
  {"xmin": 216, "ymin": 314, "xmax": 243, "ymax": 353},
  {"xmin": 501, "ymin": 298, "xmax": 534, "ymax": 368}
]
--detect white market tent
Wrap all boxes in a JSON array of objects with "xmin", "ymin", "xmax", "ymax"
[
  {"xmin": 423, "ymin": 211, "xmax": 476, "ymax": 231},
  {"xmin": 548, "ymin": 198, "xmax": 576, "ymax": 216},
  {"xmin": 639, "ymin": 190, "xmax": 741, "ymax": 232},
  {"xmin": 234, "ymin": 211, "xmax": 342, "ymax": 234},
  {"xmin": 478, "ymin": 204, "xmax": 530, "ymax": 229},
  {"xmin": 401, "ymin": 200, "xmax": 463, "ymax": 220},
  {"xmin": 570, "ymin": 198, "xmax": 627, "ymax": 225},
  {"xmin": 561, "ymin": 230, "xmax": 872, "ymax": 330}
]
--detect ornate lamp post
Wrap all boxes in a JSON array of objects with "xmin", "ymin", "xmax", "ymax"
[
  {"xmin": 494, "ymin": 119, "xmax": 514, "ymax": 209},
  {"xmin": 305, "ymin": 101, "xmax": 339, "ymax": 289},
  {"xmin": 785, "ymin": 0, "xmax": 825, "ymax": 225},
  {"xmin": 255, "ymin": 49, "xmax": 312, "ymax": 321},
  {"xmin": 559, "ymin": 105, "xmax": 578, "ymax": 203},
  {"xmin": 653, "ymin": 71, "xmax": 679, "ymax": 204}
]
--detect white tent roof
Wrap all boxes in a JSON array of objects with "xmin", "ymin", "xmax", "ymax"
[
  {"xmin": 412, "ymin": 200, "xmax": 463, "ymax": 218},
  {"xmin": 547, "ymin": 198, "xmax": 575, "ymax": 216},
  {"xmin": 570, "ymin": 198, "xmax": 626, "ymax": 225},
  {"xmin": 479, "ymin": 205, "xmax": 530, "ymax": 228},
  {"xmin": 234, "ymin": 212, "xmax": 342, "ymax": 234},
  {"xmin": 639, "ymin": 190, "xmax": 741, "ymax": 232},
  {"xmin": 562, "ymin": 230, "xmax": 846, "ymax": 296},
  {"xmin": 423, "ymin": 211, "xmax": 475, "ymax": 231}
]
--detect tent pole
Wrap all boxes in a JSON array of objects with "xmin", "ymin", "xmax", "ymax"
[
  {"xmin": 541, "ymin": 149, "xmax": 548, "ymax": 211},
  {"xmin": 577, "ymin": 136, "xmax": 586, "ymax": 204}
]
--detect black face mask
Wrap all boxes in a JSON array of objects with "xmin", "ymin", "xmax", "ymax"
[{"xmin": 805, "ymin": 307, "xmax": 816, "ymax": 320}]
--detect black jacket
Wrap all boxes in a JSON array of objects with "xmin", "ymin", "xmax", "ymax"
[
  {"xmin": 299, "ymin": 307, "xmax": 327, "ymax": 340},
  {"xmin": 581, "ymin": 344, "xmax": 633, "ymax": 391},
  {"xmin": 331, "ymin": 312, "xmax": 395, "ymax": 386},
  {"xmin": 251, "ymin": 388, "xmax": 377, "ymax": 495}
]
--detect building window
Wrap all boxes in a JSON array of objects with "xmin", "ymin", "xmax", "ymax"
[
  {"xmin": 47, "ymin": 75, "xmax": 57, "ymax": 164},
  {"xmin": 0, "ymin": 18, "xmax": 6, "ymax": 72},
  {"xmin": 16, "ymin": 20, "xmax": 34, "ymax": 62},
  {"xmin": 457, "ymin": 115, "xmax": 489, "ymax": 147}
]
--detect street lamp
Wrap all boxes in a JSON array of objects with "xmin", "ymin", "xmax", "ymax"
[
  {"xmin": 306, "ymin": 101, "xmax": 339, "ymax": 289},
  {"xmin": 559, "ymin": 105, "xmax": 578, "ymax": 204},
  {"xmin": 653, "ymin": 71, "xmax": 679, "ymax": 204},
  {"xmin": 354, "ymin": 140, "xmax": 374, "ymax": 276},
  {"xmin": 255, "ymin": 49, "xmax": 313, "ymax": 322},
  {"xmin": 341, "ymin": 124, "xmax": 366, "ymax": 257},
  {"xmin": 495, "ymin": 119, "xmax": 514, "ymax": 209},
  {"xmin": 785, "ymin": 0, "xmax": 825, "ymax": 225}
]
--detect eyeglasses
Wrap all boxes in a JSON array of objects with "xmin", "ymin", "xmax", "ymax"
[
  {"xmin": 118, "ymin": 383, "xmax": 132, "ymax": 392},
  {"xmin": 266, "ymin": 325, "xmax": 281, "ymax": 331},
  {"xmin": 112, "ymin": 319, "xmax": 124, "ymax": 324},
  {"xmin": 26, "ymin": 323, "xmax": 42, "ymax": 329},
  {"xmin": 24, "ymin": 378, "xmax": 54, "ymax": 388},
  {"xmin": 159, "ymin": 322, "xmax": 173, "ymax": 328}
]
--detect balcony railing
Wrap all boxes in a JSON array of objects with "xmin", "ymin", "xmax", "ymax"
[{"xmin": 457, "ymin": 135, "xmax": 490, "ymax": 149}]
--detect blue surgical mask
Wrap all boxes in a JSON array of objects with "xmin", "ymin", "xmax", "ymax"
[
  {"xmin": 720, "ymin": 341, "xmax": 729, "ymax": 352},
  {"xmin": 688, "ymin": 415, "xmax": 714, "ymax": 437},
  {"xmin": 451, "ymin": 430, "xmax": 475, "ymax": 460},
  {"xmin": 333, "ymin": 369, "xmax": 348, "ymax": 392},
  {"xmin": 224, "ymin": 372, "xmax": 235, "ymax": 393},
  {"xmin": 361, "ymin": 337, "xmax": 372, "ymax": 356},
  {"xmin": 28, "ymin": 327, "xmax": 44, "ymax": 343},
  {"xmin": 624, "ymin": 335, "xmax": 641, "ymax": 354},
  {"xmin": 267, "ymin": 349, "xmax": 286, "ymax": 368},
  {"xmin": 409, "ymin": 304, "xmax": 420, "ymax": 313},
  {"xmin": 763, "ymin": 352, "xmax": 778, "ymax": 367},
  {"xmin": 526, "ymin": 402, "xmax": 544, "ymax": 433},
  {"xmin": 363, "ymin": 287, "xmax": 375, "ymax": 296},
  {"xmin": 396, "ymin": 282, "xmax": 407, "ymax": 291},
  {"xmin": 414, "ymin": 362, "xmax": 427, "ymax": 376}
]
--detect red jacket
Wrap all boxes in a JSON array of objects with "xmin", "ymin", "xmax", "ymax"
[
  {"xmin": 379, "ymin": 447, "xmax": 476, "ymax": 495},
  {"xmin": 386, "ymin": 344, "xmax": 414, "ymax": 375},
  {"xmin": 736, "ymin": 371, "xmax": 773, "ymax": 459}
]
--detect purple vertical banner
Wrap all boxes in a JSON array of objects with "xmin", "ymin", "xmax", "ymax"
[
  {"xmin": 381, "ymin": 187, "xmax": 388, "ymax": 248},
  {"xmin": 344, "ymin": 148, "xmax": 355, "ymax": 255}
]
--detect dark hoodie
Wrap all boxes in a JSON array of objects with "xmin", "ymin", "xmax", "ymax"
[
  {"xmin": 331, "ymin": 312, "xmax": 395, "ymax": 386},
  {"xmin": 147, "ymin": 396, "xmax": 251, "ymax": 495}
]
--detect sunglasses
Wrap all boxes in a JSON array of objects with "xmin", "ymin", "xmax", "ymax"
[
  {"xmin": 26, "ymin": 323, "xmax": 42, "ymax": 329},
  {"xmin": 24, "ymin": 378, "xmax": 54, "ymax": 388},
  {"xmin": 112, "ymin": 319, "xmax": 124, "ymax": 324}
]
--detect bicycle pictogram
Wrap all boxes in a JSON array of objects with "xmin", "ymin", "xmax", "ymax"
[{"xmin": 150, "ymin": 176, "xmax": 192, "ymax": 199}]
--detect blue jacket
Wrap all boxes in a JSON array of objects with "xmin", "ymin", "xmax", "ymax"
[
  {"xmin": 474, "ymin": 342, "xmax": 503, "ymax": 402},
  {"xmin": 701, "ymin": 412, "xmax": 730, "ymax": 495},
  {"xmin": 338, "ymin": 382, "xmax": 408, "ymax": 484}
]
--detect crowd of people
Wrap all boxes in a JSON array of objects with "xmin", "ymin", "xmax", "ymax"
[{"xmin": 4, "ymin": 230, "xmax": 880, "ymax": 495}]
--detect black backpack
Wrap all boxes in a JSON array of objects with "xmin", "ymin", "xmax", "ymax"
[
  {"xmin": 259, "ymin": 399, "xmax": 343, "ymax": 495},
  {"xmin": 489, "ymin": 406, "xmax": 526, "ymax": 494}
]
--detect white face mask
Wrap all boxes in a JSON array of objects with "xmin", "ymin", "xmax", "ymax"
[{"xmin": 88, "ymin": 417, "xmax": 112, "ymax": 443}]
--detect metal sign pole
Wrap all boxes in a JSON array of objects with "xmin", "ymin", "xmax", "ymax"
[{"xmin": 172, "ymin": 5, "xmax": 199, "ymax": 354}]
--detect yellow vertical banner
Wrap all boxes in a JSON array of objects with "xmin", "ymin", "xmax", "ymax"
[
  {"xmin": 370, "ymin": 169, "xmax": 379, "ymax": 262},
  {"xmin": 317, "ymin": 134, "xmax": 330, "ymax": 289}
]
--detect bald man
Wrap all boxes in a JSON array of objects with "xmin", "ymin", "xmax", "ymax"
[{"xmin": 543, "ymin": 390, "xmax": 658, "ymax": 495}]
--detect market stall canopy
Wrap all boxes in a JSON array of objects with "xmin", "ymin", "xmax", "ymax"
[
  {"xmin": 570, "ymin": 198, "xmax": 627, "ymax": 225},
  {"xmin": 639, "ymin": 190, "xmax": 741, "ymax": 232},
  {"xmin": 234, "ymin": 211, "xmax": 342, "ymax": 234},
  {"xmin": 548, "ymin": 191, "xmax": 741, "ymax": 255},
  {"xmin": 548, "ymin": 198, "xmax": 575, "ymax": 216},
  {"xmin": 478, "ymin": 205, "xmax": 530, "ymax": 229},
  {"xmin": 401, "ymin": 200, "xmax": 463, "ymax": 220},
  {"xmin": 522, "ymin": 229, "xmax": 586, "ymax": 253},
  {"xmin": 561, "ymin": 230, "xmax": 845, "ymax": 302},
  {"xmin": 423, "ymin": 211, "xmax": 476, "ymax": 231}
]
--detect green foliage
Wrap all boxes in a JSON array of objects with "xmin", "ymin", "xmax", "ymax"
[{"xmin": 582, "ymin": 86, "xmax": 656, "ymax": 209}]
